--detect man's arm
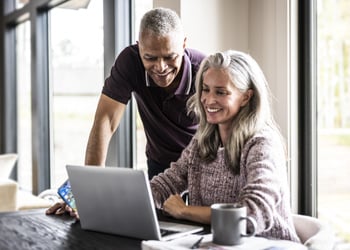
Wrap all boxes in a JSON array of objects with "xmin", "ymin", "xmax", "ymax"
[{"xmin": 84, "ymin": 94, "xmax": 126, "ymax": 166}]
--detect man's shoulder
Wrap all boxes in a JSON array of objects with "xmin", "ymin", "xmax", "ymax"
[
  {"xmin": 184, "ymin": 48, "xmax": 206, "ymax": 62},
  {"xmin": 118, "ymin": 44, "xmax": 140, "ymax": 59},
  {"xmin": 114, "ymin": 44, "xmax": 143, "ymax": 72}
]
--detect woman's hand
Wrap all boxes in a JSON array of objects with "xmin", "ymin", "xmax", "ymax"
[
  {"xmin": 46, "ymin": 201, "xmax": 79, "ymax": 219},
  {"xmin": 163, "ymin": 194, "xmax": 211, "ymax": 224},
  {"xmin": 162, "ymin": 194, "xmax": 187, "ymax": 219}
]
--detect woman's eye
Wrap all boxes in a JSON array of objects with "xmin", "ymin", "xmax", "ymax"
[{"xmin": 216, "ymin": 90, "xmax": 227, "ymax": 96}]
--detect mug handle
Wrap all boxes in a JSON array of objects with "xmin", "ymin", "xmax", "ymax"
[{"xmin": 240, "ymin": 216, "xmax": 257, "ymax": 237}]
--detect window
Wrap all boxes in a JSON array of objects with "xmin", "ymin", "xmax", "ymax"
[
  {"xmin": 49, "ymin": 0, "xmax": 103, "ymax": 187},
  {"xmin": 317, "ymin": 0, "xmax": 350, "ymax": 245},
  {"xmin": 16, "ymin": 21, "xmax": 32, "ymax": 192},
  {"xmin": 1, "ymin": 0, "xmax": 133, "ymax": 193}
]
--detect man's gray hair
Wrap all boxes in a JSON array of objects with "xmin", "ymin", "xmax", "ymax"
[{"xmin": 139, "ymin": 7, "xmax": 183, "ymax": 36}]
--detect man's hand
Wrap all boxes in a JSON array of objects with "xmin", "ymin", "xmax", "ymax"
[{"xmin": 46, "ymin": 201, "xmax": 79, "ymax": 219}]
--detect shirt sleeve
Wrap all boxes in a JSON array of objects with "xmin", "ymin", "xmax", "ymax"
[{"xmin": 102, "ymin": 46, "xmax": 142, "ymax": 104}]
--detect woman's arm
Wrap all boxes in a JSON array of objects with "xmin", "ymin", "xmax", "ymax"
[
  {"xmin": 163, "ymin": 194, "xmax": 211, "ymax": 224},
  {"xmin": 238, "ymin": 132, "xmax": 286, "ymax": 232},
  {"xmin": 150, "ymin": 139, "xmax": 198, "ymax": 208}
]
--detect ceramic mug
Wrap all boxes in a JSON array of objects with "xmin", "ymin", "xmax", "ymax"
[{"xmin": 211, "ymin": 203, "xmax": 257, "ymax": 245}]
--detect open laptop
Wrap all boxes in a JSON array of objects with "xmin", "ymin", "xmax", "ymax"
[{"xmin": 66, "ymin": 164, "xmax": 203, "ymax": 241}]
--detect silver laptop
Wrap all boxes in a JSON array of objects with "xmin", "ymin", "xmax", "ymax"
[{"xmin": 66, "ymin": 164, "xmax": 203, "ymax": 241}]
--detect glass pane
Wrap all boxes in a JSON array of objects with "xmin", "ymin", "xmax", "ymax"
[
  {"xmin": 16, "ymin": 0, "xmax": 29, "ymax": 9},
  {"xmin": 317, "ymin": 0, "xmax": 350, "ymax": 248},
  {"xmin": 134, "ymin": 0, "xmax": 152, "ymax": 172},
  {"xmin": 16, "ymin": 21, "xmax": 32, "ymax": 192},
  {"xmin": 49, "ymin": 0, "xmax": 103, "ymax": 188}
]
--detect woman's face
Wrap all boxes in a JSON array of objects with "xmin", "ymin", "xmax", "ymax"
[{"xmin": 200, "ymin": 68, "xmax": 252, "ymax": 129}]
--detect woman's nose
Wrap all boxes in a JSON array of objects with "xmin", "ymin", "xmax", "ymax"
[{"xmin": 202, "ymin": 92, "xmax": 216, "ymax": 104}]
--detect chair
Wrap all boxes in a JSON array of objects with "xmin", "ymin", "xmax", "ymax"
[
  {"xmin": 0, "ymin": 154, "xmax": 19, "ymax": 212},
  {"xmin": 0, "ymin": 153, "xmax": 53, "ymax": 212},
  {"xmin": 293, "ymin": 213, "xmax": 335, "ymax": 250}
]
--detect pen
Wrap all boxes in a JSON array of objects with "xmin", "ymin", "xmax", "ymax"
[{"xmin": 190, "ymin": 236, "xmax": 204, "ymax": 249}]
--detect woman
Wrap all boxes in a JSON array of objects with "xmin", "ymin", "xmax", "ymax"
[{"xmin": 150, "ymin": 50, "xmax": 300, "ymax": 242}]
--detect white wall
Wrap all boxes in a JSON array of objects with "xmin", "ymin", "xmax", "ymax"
[
  {"xmin": 249, "ymin": 0, "xmax": 289, "ymax": 142},
  {"xmin": 180, "ymin": 0, "xmax": 249, "ymax": 54}
]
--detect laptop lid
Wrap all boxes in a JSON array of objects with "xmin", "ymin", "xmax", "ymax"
[{"xmin": 66, "ymin": 165, "xmax": 203, "ymax": 241}]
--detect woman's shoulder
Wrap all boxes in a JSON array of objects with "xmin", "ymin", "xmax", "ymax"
[
  {"xmin": 242, "ymin": 126, "xmax": 286, "ymax": 167},
  {"xmin": 245, "ymin": 125, "xmax": 284, "ymax": 150},
  {"xmin": 181, "ymin": 137, "xmax": 200, "ymax": 162},
  {"xmin": 186, "ymin": 136, "xmax": 200, "ymax": 152}
]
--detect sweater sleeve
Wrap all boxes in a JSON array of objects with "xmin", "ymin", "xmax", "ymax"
[
  {"xmin": 237, "ymin": 133, "xmax": 286, "ymax": 234},
  {"xmin": 150, "ymin": 138, "xmax": 197, "ymax": 208}
]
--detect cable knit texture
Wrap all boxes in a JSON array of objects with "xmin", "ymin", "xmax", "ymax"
[{"xmin": 151, "ymin": 127, "xmax": 300, "ymax": 242}]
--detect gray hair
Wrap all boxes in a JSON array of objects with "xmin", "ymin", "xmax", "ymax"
[
  {"xmin": 188, "ymin": 50, "xmax": 280, "ymax": 173},
  {"xmin": 139, "ymin": 7, "xmax": 184, "ymax": 37}
]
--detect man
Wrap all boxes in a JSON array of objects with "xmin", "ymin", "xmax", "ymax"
[
  {"xmin": 85, "ymin": 7, "xmax": 205, "ymax": 179},
  {"xmin": 47, "ymin": 7, "xmax": 205, "ymax": 215}
]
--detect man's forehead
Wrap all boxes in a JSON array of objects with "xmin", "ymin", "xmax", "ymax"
[
  {"xmin": 139, "ymin": 41, "xmax": 184, "ymax": 56},
  {"xmin": 142, "ymin": 50, "xmax": 177, "ymax": 57},
  {"xmin": 139, "ymin": 29, "xmax": 183, "ymax": 40}
]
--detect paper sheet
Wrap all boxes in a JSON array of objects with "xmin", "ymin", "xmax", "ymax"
[{"xmin": 141, "ymin": 234, "xmax": 307, "ymax": 250}]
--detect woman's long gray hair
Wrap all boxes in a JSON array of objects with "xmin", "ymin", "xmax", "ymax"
[{"xmin": 187, "ymin": 50, "xmax": 280, "ymax": 173}]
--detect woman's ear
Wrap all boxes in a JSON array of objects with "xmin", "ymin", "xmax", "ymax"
[{"xmin": 241, "ymin": 89, "xmax": 254, "ymax": 107}]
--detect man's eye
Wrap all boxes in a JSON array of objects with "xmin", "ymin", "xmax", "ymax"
[
  {"xmin": 164, "ymin": 55, "xmax": 177, "ymax": 61},
  {"xmin": 144, "ymin": 57, "xmax": 156, "ymax": 61}
]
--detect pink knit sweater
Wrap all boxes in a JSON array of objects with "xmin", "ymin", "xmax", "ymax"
[{"xmin": 150, "ymin": 127, "xmax": 300, "ymax": 242}]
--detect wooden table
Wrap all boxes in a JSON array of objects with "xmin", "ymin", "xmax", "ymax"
[
  {"xmin": 0, "ymin": 209, "xmax": 145, "ymax": 249},
  {"xmin": 0, "ymin": 209, "xmax": 306, "ymax": 250}
]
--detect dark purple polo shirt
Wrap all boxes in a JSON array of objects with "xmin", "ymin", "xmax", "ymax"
[{"xmin": 102, "ymin": 44, "xmax": 205, "ymax": 167}]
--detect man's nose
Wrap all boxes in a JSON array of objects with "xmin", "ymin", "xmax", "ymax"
[{"xmin": 155, "ymin": 59, "xmax": 167, "ymax": 72}]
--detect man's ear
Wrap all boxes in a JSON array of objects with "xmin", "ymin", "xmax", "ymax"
[{"xmin": 241, "ymin": 89, "xmax": 254, "ymax": 107}]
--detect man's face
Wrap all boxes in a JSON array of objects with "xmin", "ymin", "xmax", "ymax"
[{"xmin": 138, "ymin": 31, "xmax": 186, "ymax": 88}]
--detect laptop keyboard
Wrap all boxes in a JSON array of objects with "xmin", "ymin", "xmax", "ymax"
[{"xmin": 160, "ymin": 228, "xmax": 179, "ymax": 237}]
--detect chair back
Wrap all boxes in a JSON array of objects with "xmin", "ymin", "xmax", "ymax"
[
  {"xmin": 293, "ymin": 214, "xmax": 335, "ymax": 250},
  {"xmin": 0, "ymin": 153, "xmax": 18, "ymax": 179}
]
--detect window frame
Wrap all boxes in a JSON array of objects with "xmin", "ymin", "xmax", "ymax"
[
  {"xmin": 103, "ymin": 0, "xmax": 136, "ymax": 168},
  {"xmin": 298, "ymin": 0, "xmax": 318, "ymax": 216}
]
